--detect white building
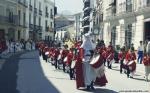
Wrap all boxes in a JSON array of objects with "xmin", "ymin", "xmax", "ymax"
[
  {"xmin": 55, "ymin": 13, "xmax": 83, "ymax": 41},
  {"xmin": 97, "ymin": 0, "xmax": 150, "ymax": 50},
  {"xmin": 74, "ymin": 12, "xmax": 83, "ymax": 40},
  {"xmin": 0, "ymin": 0, "xmax": 55, "ymax": 41},
  {"xmin": 28, "ymin": 0, "xmax": 55, "ymax": 41},
  {"xmin": 0, "ymin": 0, "xmax": 18, "ymax": 41}
]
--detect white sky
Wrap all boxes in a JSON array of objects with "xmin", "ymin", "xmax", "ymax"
[{"xmin": 55, "ymin": 0, "xmax": 83, "ymax": 14}]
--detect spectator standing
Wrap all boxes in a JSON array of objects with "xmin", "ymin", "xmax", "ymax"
[{"xmin": 137, "ymin": 41, "xmax": 144, "ymax": 64}]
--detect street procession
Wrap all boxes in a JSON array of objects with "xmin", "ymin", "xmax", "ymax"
[
  {"xmin": 0, "ymin": 0, "xmax": 150, "ymax": 92},
  {"xmin": 36, "ymin": 32, "xmax": 150, "ymax": 91}
]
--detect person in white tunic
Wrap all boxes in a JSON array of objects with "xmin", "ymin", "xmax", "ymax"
[
  {"xmin": 26, "ymin": 41, "xmax": 31, "ymax": 51},
  {"xmin": 80, "ymin": 33, "xmax": 96, "ymax": 90},
  {"xmin": 143, "ymin": 41, "xmax": 150, "ymax": 81}
]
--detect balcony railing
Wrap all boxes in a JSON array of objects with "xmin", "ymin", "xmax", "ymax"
[
  {"xmin": 50, "ymin": 14, "xmax": 53, "ymax": 19},
  {"xmin": 83, "ymin": 20, "xmax": 90, "ymax": 26},
  {"xmin": 39, "ymin": 10, "xmax": 42, "ymax": 15},
  {"xmin": 83, "ymin": 10, "xmax": 90, "ymax": 18},
  {"xmin": 83, "ymin": 2, "xmax": 90, "ymax": 10},
  {"xmin": 83, "ymin": 0, "xmax": 90, "ymax": 3},
  {"xmin": 29, "ymin": 24, "xmax": 34, "ymax": 30},
  {"xmin": 29, "ymin": 4, "xmax": 32, "ymax": 11},
  {"xmin": 126, "ymin": 4, "xmax": 132, "ymax": 12},
  {"xmin": 39, "ymin": 26, "xmax": 42, "ymax": 31},
  {"xmin": 45, "ymin": 27, "xmax": 49, "ymax": 31},
  {"xmin": 45, "ymin": 12, "xmax": 49, "ymax": 17},
  {"xmin": 0, "ymin": 15, "xmax": 18, "ymax": 25},
  {"xmin": 147, "ymin": 0, "xmax": 150, "ymax": 6},
  {"xmin": 34, "ymin": 8, "xmax": 37, "ymax": 15},
  {"xmin": 18, "ymin": 0, "xmax": 28, "ymax": 8},
  {"xmin": 106, "ymin": 6, "xmax": 116, "ymax": 17}
]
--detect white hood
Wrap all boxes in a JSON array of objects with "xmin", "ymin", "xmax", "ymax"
[{"xmin": 80, "ymin": 33, "xmax": 96, "ymax": 50}]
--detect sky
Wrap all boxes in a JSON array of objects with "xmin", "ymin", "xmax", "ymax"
[{"xmin": 55, "ymin": 0, "xmax": 83, "ymax": 15}]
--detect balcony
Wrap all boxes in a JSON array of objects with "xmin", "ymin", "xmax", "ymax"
[
  {"xmin": 83, "ymin": 10, "xmax": 91, "ymax": 18},
  {"xmin": 45, "ymin": 26, "xmax": 49, "ymax": 32},
  {"xmin": 82, "ymin": 20, "xmax": 90, "ymax": 26},
  {"xmin": 0, "ymin": 15, "xmax": 18, "ymax": 25},
  {"xmin": 22, "ymin": 22, "xmax": 28, "ymax": 28},
  {"xmin": 106, "ymin": 6, "xmax": 116, "ymax": 18},
  {"xmin": 29, "ymin": 5, "xmax": 32, "ymax": 11},
  {"xmin": 45, "ymin": 12, "xmax": 49, "ymax": 17},
  {"xmin": 50, "ymin": 14, "xmax": 53, "ymax": 19},
  {"xmin": 29, "ymin": 24, "xmax": 34, "ymax": 30},
  {"xmin": 23, "ymin": 0, "xmax": 28, "ymax": 7},
  {"xmin": 83, "ymin": 26, "xmax": 90, "ymax": 34},
  {"xmin": 83, "ymin": 0, "xmax": 90, "ymax": 3},
  {"xmin": 39, "ymin": 26, "xmax": 42, "ymax": 32},
  {"xmin": 18, "ymin": 0, "xmax": 28, "ymax": 8},
  {"xmin": 39, "ymin": 10, "xmax": 42, "ymax": 15},
  {"xmin": 126, "ymin": 4, "xmax": 132, "ymax": 12},
  {"xmin": 147, "ymin": 0, "xmax": 150, "ymax": 7},
  {"xmin": 83, "ymin": 2, "xmax": 90, "ymax": 10},
  {"xmin": 109, "ymin": 0, "xmax": 116, "ymax": 6},
  {"xmin": 34, "ymin": 8, "xmax": 37, "ymax": 15}
]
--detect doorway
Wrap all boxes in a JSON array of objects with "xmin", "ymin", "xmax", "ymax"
[
  {"xmin": 144, "ymin": 21, "xmax": 150, "ymax": 41},
  {"xmin": 0, "ymin": 29, "xmax": 5, "ymax": 40}
]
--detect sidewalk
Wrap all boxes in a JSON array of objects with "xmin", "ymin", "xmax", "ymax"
[{"xmin": 0, "ymin": 50, "xmax": 25, "ymax": 71}]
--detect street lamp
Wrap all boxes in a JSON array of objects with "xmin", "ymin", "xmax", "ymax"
[{"xmin": 53, "ymin": 0, "xmax": 56, "ymax": 41}]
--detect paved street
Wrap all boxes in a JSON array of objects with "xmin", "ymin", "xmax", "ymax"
[{"xmin": 0, "ymin": 51, "xmax": 149, "ymax": 93}]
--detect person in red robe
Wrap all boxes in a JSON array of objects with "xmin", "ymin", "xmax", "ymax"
[
  {"xmin": 125, "ymin": 48, "xmax": 136, "ymax": 78},
  {"xmin": 106, "ymin": 43, "xmax": 114, "ymax": 69},
  {"xmin": 143, "ymin": 41, "xmax": 150, "ymax": 81},
  {"xmin": 66, "ymin": 48, "xmax": 74, "ymax": 80},
  {"xmin": 75, "ymin": 47, "xmax": 85, "ymax": 89},
  {"xmin": 118, "ymin": 48, "xmax": 126, "ymax": 73},
  {"xmin": 54, "ymin": 48, "xmax": 60, "ymax": 69},
  {"xmin": 143, "ymin": 56, "xmax": 150, "ymax": 81},
  {"xmin": 61, "ymin": 45, "xmax": 69, "ymax": 72}
]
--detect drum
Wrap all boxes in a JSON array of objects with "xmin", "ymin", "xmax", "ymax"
[
  {"xmin": 63, "ymin": 57, "xmax": 67, "ymax": 63},
  {"xmin": 127, "ymin": 61, "xmax": 136, "ymax": 72},
  {"xmin": 57, "ymin": 54, "xmax": 61, "ymax": 60},
  {"xmin": 45, "ymin": 51, "xmax": 49, "ymax": 55},
  {"xmin": 90, "ymin": 55, "xmax": 103, "ymax": 69},
  {"xmin": 71, "ymin": 60, "xmax": 76, "ymax": 69}
]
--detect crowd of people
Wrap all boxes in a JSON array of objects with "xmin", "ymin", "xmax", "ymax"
[
  {"xmin": 1, "ymin": 35, "xmax": 149, "ymax": 90},
  {"xmin": 0, "ymin": 39, "xmax": 36, "ymax": 57},
  {"xmin": 37, "ymin": 34, "xmax": 150, "ymax": 91}
]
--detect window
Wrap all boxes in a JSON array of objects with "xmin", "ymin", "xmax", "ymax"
[
  {"xmin": 23, "ymin": 12, "xmax": 26, "ymax": 26},
  {"xmin": 125, "ymin": 24, "xmax": 132, "ymax": 49},
  {"xmin": 29, "ymin": 13, "xmax": 31, "ymax": 24},
  {"xmin": 126, "ymin": 0, "xmax": 132, "ymax": 12},
  {"xmin": 34, "ymin": 0, "xmax": 36, "ymax": 8},
  {"xmin": 46, "ymin": 6, "xmax": 48, "ymax": 13},
  {"xmin": 50, "ymin": 9, "xmax": 53, "ymax": 19},
  {"xmin": 111, "ymin": 26, "xmax": 116, "ymax": 46},
  {"xmin": 45, "ymin": 6, "xmax": 49, "ymax": 17},
  {"xmin": 51, "ymin": 22, "xmax": 53, "ymax": 28},
  {"xmin": 18, "ymin": 10, "xmax": 21, "ymax": 25},
  {"xmin": 30, "ymin": 0, "xmax": 31, "ymax": 5},
  {"xmin": 39, "ymin": 17, "xmax": 41, "ymax": 26},
  {"xmin": 45, "ymin": 20, "xmax": 48, "ymax": 31}
]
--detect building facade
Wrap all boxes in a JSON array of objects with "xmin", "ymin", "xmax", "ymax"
[
  {"xmin": 0, "ymin": 0, "xmax": 18, "ymax": 41},
  {"xmin": 74, "ymin": 13, "xmax": 83, "ymax": 40},
  {"xmin": 28, "ymin": 0, "xmax": 55, "ymax": 41},
  {"xmin": 0, "ymin": 0, "xmax": 55, "ymax": 41},
  {"xmin": 95, "ymin": 0, "xmax": 150, "ymax": 50},
  {"xmin": 82, "ymin": 0, "xmax": 91, "ymax": 35}
]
